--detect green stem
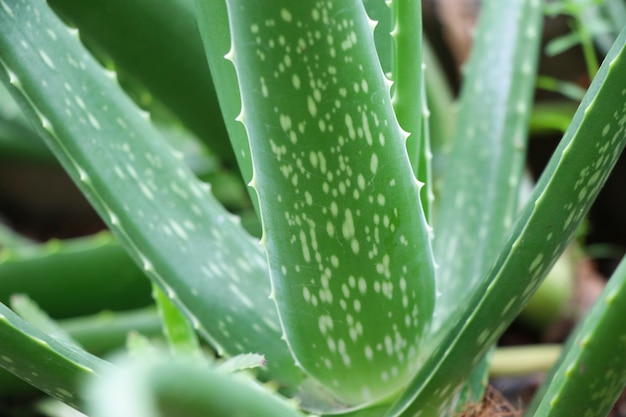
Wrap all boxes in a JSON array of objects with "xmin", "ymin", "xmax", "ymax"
[{"xmin": 490, "ymin": 345, "xmax": 562, "ymax": 377}]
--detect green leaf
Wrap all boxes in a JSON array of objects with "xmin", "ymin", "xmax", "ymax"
[
  {"xmin": 524, "ymin": 256, "xmax": 626, "ymax": 417},
  {"xmin": 0, "ymin": 232, "xmax": 151, "ymax": 319},
  {"xmin": 422, "ymin": 38, "xmax": 455, "ymax": 154},
  {"xmin": 10, "ymin": 294, "xmax": 81, "ymax": 348},
  {"xmin": 47, "ymin": 0, "xmax": 235, "ymax": 166},
  {"xmin": 37, "ymin": 398, "xmax": 88, "ymax": 417},
  {"xmin": 0, "ymin": 82, "xmax": 53, "ymax": 162},
  {"xmin": 433, "ymin": 0, "xmax": 544, "ymax": 327},
  {"xmin": 153, "ymin": 284, "xmax": 203, "ymax": 360},
  {"xmin": 362, "ymin": 0, "xmax": 392, "ymax": 75},
  {"xmin": 0, "ymin": 306, "xmax": 161, "ymax": 399},
  {"xmin": 86, "ymin": 355, "xmax": 306, "ymax": 417},
  {"xmin": 388, "ymin": 22, "xmax": 626, "ymax": 417},
  {"xmin": 0, "ymin": 301, "xmax": 111, "ymax": 411},
  {"xmin": 536, "ymin": 76, "xmax": 587, "ymax": 101},
  {"xmin": 61, "ymin": 307, "xmax": 161, "ymax": 355},
  {"xmin": 0, "ymin": 221, "xmax": 35, "ymax": 248},
  {"xmin": 218, "ymin": 353, "xmax": 267, "ymax": 373},
  {"xmin": 390, "ymin": 0, "xmax": 432, "ymax": 219},
  {"xmin": 0, "ymin": 0, "xmax": 301, "ymax": 389},
  {"xmin": 223, "ymin": 0, "xmax": 435, "ymax": 405},
  {"xmin": 193, "ymin": 0, "xmax": 258, "ymax": 213}
]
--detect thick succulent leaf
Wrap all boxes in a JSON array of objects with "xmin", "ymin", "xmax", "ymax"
[
  {"xmin": 60, "ymin": 307, "xmax": 161, "ymax": 354},
  {"xmin": 86, "ymin": 355, "xmax": 305, "ymax": 417},
  {"xmin": 10, "ymin": 294, "xmax": 81, "ymax": 348},
  {"xmin": 0, "ymin": 306, "xmax": 161, "ymax": 399},
  {"xmin": 388, "ymin": 25, "xmax": 626, "ymax": 417},
  {"xmin": 224, "ymin": 0, "xmax": 435, "ymax": 405},
  {"xmin": 193, "ymin": 0, "xmax": 256, "ymax": 205},
  {"xmin": 0, "ymin": 221, "xmax": 35, "ymax": 247},
  {"xmin": 47, "ymin": 0, "xmax": 234, "ymax": 166},
  {"xmin": 0, "ymin": 232, "xmax": 151, "ymax": 318},
  {"xmin": 362, "ymin": 0, "xmax": 455, "ymax": 159},
  {"xmin": 390, "ymin": 0, "xmax": 432, "ymax": 218},
  {"xmin": 0, "ymin": 302, "xmax": 111, "ymax": 411},
  {"xmin": 432, "ymin": 0, "xmax": 544, "ymax": 326},
  {"xmin": 0, "ymin": 82, "xmax": 53, "ymax": 162},
  {"xmin": 0, "ymin": 0, "xmax": 301, "ymax": 388},
  {"xmin": 422, "ymin": 39, "xmax": 455, "ymax": 155},
  {"xmin": 362, "ymin": 0, "xmax": 392, "ymax": 75},
  {"xmin": 524, "ymin": 256, "xmax": 626, "ymax": 417},
  {"xmin": 217, "ymin": 353, "xmax": 267, "ymax": 373}
]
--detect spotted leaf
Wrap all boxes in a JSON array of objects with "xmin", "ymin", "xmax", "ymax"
[
  {"xmin": 87, "ymin": 355, "xmax": 306, "ymax": 417},
  {"xmin": 433, "ymin": 0, "xmax": 544, "ymax": 328},
  {"xmin": 0, "ymin": 0, "xmax": 301, "ymax": 389},
  {"xmin": 388, "ymin": 23, "xmax": 626, "ymax": 417},
  {"xmin": 0, "ymin": 301, "xmax": 111, "ymax": 411},
  {"xmin": 223, "ymin": 0, "xmax": 436, "ymax": 405},
  {"xmin": 525, "ymin": 255, "xmax": 626, "ymax": 417}
]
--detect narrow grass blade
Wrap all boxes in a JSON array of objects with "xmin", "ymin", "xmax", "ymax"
[
  {"xmin": 224, "ymin": 0, "xmax": 435, "ymax": 404},
  {"xmin": 86, "ymin": 356, "xmax": 306, "ymax": 417},
  {"xmin": 433, "ymin": 0, "xmax": 544, "ymax": 327},
  {"xmin": 388, "ymin": 25, "xmax": 626, "ymax": 417},
  {"xmin": 524, "ymin": 256, "xmax": 626, "ymax": 417},
  {"xmin": 0, "ymin": 0, "xmax": 301, "ymax": 388},
  {"xmin": 0, "ymin": 302, "xmax": 111, "ymax": 411}
]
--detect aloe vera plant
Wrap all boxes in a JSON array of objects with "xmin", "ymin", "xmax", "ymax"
[{"xmin": 1, "ymin": 0, "xmax": 626, "ymax": 416}]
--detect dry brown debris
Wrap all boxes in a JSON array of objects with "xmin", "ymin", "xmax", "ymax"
[{"xmin": 457, "ymin": 385, "xmax": 521, "ymax": 417}]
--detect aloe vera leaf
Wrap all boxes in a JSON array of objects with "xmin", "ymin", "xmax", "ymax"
[
  {"xmin": 0, "ymin": 111, "xmax": 53, "ymax": 162},
  {"xmin": 61, "ymin": 307, "xmax": 161, "ymax": 355},
  {"xmin": 432, "ymin": 0, "xmax": 544, "ymax": 326},
  {"xmin": 362, "ymin": 0, "xmax": 392, "ymax": 75},
  {"xmin": 37, "ymin": 398, "xmax": 88, "ymax": 417},
  {"xmin": 217, "ymin": 353, "xmax": 267, "ymax": 373},
  {"xmin": 10, "ymin": 294, "xmax": 81, "ymax": 348},
  {"xmin": 0, "ymin": 301, "xmax": 111, "ymax": 411},
  {"xmin": 362, "ymin": 1, "xmax": 455, "ymax": 158},
  {"xmin": 0, "ymin": 81, "xmax": 53, "ymax": 162},
  {"xmin": 46, "ymin": 0, "xmax": 234, "ymax": 166},
  {"xmin": 193, "ymin": 0, "xmax": 256, "ymax": 205},
  {"xmin": 126, "ymin": 331, "xmax": 160, "ymax": 358},
  {"xmin": 86, "ymin": 356, "xmax": 305, "ymax": 417},
  {"xmin": 524, "ymin": 257, "xmax": 626, "ymax": 417},
  {"xmin": 0, "ymin": 307, "xmax": 160, "ymax": 398},
  {"xmin": 153, "ymin": 284, "xmax": 203, "ymax": 360},
  {"xmin": 0, "ymin": 0, "xmax": 301, "ymax": 388},
  {"xmin": 390, "ymin": 0, "xmax": 432, "ymax": 219},
  {"xmin": 0, "ymin": 232, "xmax": 152, "ymax": 319},
  {"xmin": 422, "ymin": 38, "xmax": 455, "ymax": 155},
  {"xmin": 0, "ymin": 222, "xmax": 35, "ymax": 247},
  {"xmin": 224, "ymin": 0, "xmax": 435, "ymax": 404},
  {"xmin": 388, "ymin": 25, "xmax": 626, "ymax": 417}
]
